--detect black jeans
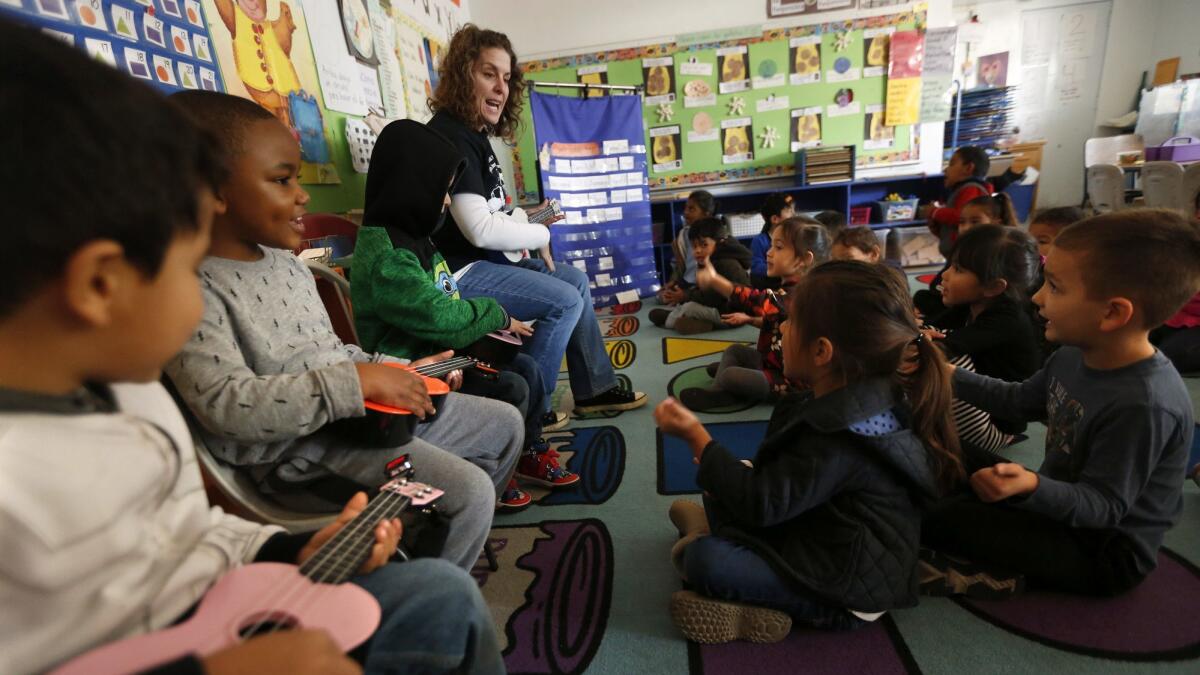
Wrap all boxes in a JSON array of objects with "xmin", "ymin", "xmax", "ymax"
[{"xmin": 922, "ymin": 493, "xmax": 1146, "ymax": 596}]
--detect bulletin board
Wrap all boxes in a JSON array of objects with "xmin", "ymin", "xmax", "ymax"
[
  {"xmin": 0, "ymin": 0, "xmax": 225, "ymax": 95},
  {"xmin": 0, "ymin": 0, "xmax": 467, "ymax": 213},
  {"xmin": 512, "ymin": 7, "xmax": 926, "ymax": 203}
]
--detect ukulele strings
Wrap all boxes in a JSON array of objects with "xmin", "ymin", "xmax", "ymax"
[
  {"xmin": 238, "ymin": 487, "xmax": 414, "ymax": 641},
  {"xmin": 412, "ymin": 356, "xmax": 477, "ymax": 378}
]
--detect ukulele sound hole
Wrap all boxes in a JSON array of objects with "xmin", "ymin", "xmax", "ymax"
[{"xmin": 237, "ymin": 612, "xmax": 299, "ymax": 639}]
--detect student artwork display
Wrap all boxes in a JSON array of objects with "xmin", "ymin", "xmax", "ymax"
[
  {"xmin": 529, "ymin": 90, "xmax": 660, "ymax": 307},
  {"xmin": 578, "ymin": 63, "xmax": 609, "ymax": 98},
  {"xmin": 513, "ymin": 7, "xmax": 923, "ymax": 198},
  {"xmin": 0, "ymin": 0, "xmax": 223, "ymax": 94}
]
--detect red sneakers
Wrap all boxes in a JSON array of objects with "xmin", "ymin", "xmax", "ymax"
[
  {"xmin": 497, "ymin": 478, "xmax": 531, "ymax": 511},
  {"xmin": 515, "ymin": 442, "xmax": 580, "ymax": 488}
]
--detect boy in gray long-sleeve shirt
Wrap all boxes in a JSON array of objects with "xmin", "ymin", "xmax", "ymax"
[
  {"xmin": 921, "ymin": 209, "xmax": 1200, "ymax": 598},
  {"xmin": 165, "ymin": 92, "xmax": 523, "ymax": 570}
]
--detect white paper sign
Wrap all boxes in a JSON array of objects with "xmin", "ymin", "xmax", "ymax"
[
  {"xmin": 619, "ymin": 156, "xmax": 635, "ymax": 170},
  {"xmin": 300, "ymin": 0, "xmax": 368, "ymax": 115},
  {"xmin": 603, "ymin": 139, "xmax": 630, "ymax": 155},
  {"xmin": 679, "ymin": 59, "xmax": 713, "ymax": 76},
  {"xmin": 826, "ymin": 101, "xmax": 861, "ymax": 117},
  {"xmin": 757, "ymin": 95, "xmax": 790, "ymax": 112},
  {"xmin": 687, "ymin": 130, "xmax": 719, "ymax": 143}
]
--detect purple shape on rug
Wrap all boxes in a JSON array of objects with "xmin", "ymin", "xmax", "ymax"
[
  {"xmin": 695, "ymin": 619, "xmax": 912, "ymax": 674},
  {"xmin": 960, "ymin": 550, "xmax": 1200, "ymax": 659},
  {"xmin": 504, "ymin": 519, "xmax": 613, "ymax": 674}
]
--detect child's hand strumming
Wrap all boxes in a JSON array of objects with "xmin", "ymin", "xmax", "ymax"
[
  {"xmin": 969, "ymin": 463, "xmax": 1039, "ymax": 502},
  {"xmin": 655, "ymin": 398, "xmax": 713, "ymax": 463},
  {"xmin": 355, "ymin": 363, "xmax": 435, "ymax": 418},
  {"xmin": 508, "ymin": 317, "xmax": 535, "ymax": 337}
]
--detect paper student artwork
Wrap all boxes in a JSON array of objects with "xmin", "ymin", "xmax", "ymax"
[
  {"xmin": 791, "ymin": 107, "xmax": 822, "ymax": 151},
  {"xmin": 74, "ymin": 0, "xmax": 106, "ymax": 31},
  {"xmin": 192, "ymin": 33, "xmax": 211, "ymax": 62},
  {"xmin": 683, "ymin": 79, "xmax": 715, "ymax": 108},
  {"xmin": 143, "ymin": 15, "xmax": 166, "ymax": 48},
  {"xmin": 160, "ymin": 0, "xmax": 182, "ymax": 19},
  {"xmin": 199, "ymin": 67, "xmax": 218, "ymax": 91},
  {"xmin": 688, "ymin": 111, "xmax": 718, "ymax": 143},
  {"xmin": 643, "ymin": 57, "xmax": 676, "ymax": 106},
  {"xmin": 152, "ymin": 54, "xmax": 177, "ymax": 85},
  {"xmin": 863, "ymin": 104, "xmax": 894, "ymax": 149},
  {"xmin": 123, "ymin": 47, "xmax": 151, "ymax": 80},
  {"xmin": 578, "ymin": 64, "xmax": 608, "ymax": 98},
  {"xmin": 35, "ymin": 0, "xmax": 70, "ymax": 20},
  {"xmin": 863, "ymin": 27, "xmax": 894, "ymax": 78},
  {"xmin": 110, "ymin": 4, "xmax": 137, "ymax": 41},
  {"xmin": 184, "ymin": 0, "xmax": 203, "ymax": 27},
  {"xmin": 177, "ymin": 61, "xmax": 197, "ymax": 89},
  {"xmin": 650, "ymin": 125, "xmax": 683, "ymax": 173},
  {"xmin": 720, "ymin": 117, "xmax": 753, "ymax": 164},
  {"xmin": 827, "ymin": 54, "xmax": 860, "ymax": 83},
  {"xmin": 170, "ymin": 25, "xmax": 192, "ymax": 57},
  {"xmin": 752, "ymin": 57, "xmax": 785, "ymax": 89},
  {"xmin": 826, "ymin": 87, "xmax": 860, "ymax": 117},
  {"xmin": 717, "ymin": 45, "xmax": 749, "ymax": 94},
  {"xmin": 789, "ymin": 35, "xmax": 821, "ymax": 85},
  {"xmin": 84, "ymin": 37, "xmax": 116, "ymax": 67}
]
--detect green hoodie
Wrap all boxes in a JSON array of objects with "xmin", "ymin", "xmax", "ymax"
[{"xmin": 352, "ymin": 120, "xmax": 508, "ymax": 359}]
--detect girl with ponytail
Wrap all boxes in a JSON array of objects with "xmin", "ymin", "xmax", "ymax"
[{"xmin": 658, "ymin": 260, "xmax": 962, "ymax": 645}]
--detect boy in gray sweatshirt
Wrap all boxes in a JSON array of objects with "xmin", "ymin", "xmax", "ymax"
[
  {"xmin": 922, "ymin": 210, "xmax": 1200, "ymax": 597},
  {"xmin": 164, "ymin": 92, "xmax": 523, "ymax": 571}
]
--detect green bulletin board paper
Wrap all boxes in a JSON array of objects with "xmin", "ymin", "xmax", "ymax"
[{"xmin": 513, "ymin": 8, "xmax": 925, "ymax": 203}]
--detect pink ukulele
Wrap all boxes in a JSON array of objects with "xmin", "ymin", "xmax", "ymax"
[{"xmin": 52, "ymin": 457, "xmax": 443, "ymax": 675}]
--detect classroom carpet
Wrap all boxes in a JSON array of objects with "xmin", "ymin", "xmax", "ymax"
[{"xmin": 471, "ymin": 298, "xmax": 1200, "ymax": 675}]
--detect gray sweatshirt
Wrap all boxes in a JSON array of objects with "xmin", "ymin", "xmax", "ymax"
[
  {"xmin": 953, "ymin": 347, "xmax": 1192, "ymax": 574},
  {"xmin": 165, "ymin": 247, "xmax": 396, "ymax": 467}
]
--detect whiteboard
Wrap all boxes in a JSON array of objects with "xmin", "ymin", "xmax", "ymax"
[{"xmin": 1014, "ymin": 1, "xmax": 1111, "ymax": 207}]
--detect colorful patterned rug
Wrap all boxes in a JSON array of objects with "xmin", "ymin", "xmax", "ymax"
[{"xmin": 478, "ymin": 300, "xmax": 1200, "ymax": 674}]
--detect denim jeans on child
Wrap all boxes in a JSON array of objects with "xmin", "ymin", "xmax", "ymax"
[
  {"xmin": 682, "ymin": 535, "xmax": 864, "ymax": 630},
  {"xmin": 353, "ymin": 558, "xmax": 505, "ymax": 674},
  {"xmin": 456, "ymin": 259, "xmax": 617, "ymax": 400}
]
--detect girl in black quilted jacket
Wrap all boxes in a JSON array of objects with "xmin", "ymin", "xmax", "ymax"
[{"xmin": 657, "ymin": 260, "xmax": 964, "ymax": 644}]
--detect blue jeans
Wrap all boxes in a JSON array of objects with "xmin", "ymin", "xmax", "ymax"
[
  {"xmin": 353, "ymin": 558, "xmax": 505, "ymax": 674},
  {"xmin": 683, "ymin": 536, "xmax": 864, "ymax": 630},
  {"xmin": 457, "ymin": 259, "xmax": 616, "ymax": 399}
]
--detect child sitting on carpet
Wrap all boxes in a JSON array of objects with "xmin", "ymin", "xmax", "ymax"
[
  {"xmin": 351, "ymin": 119, "xmax": 579, "ymax": 508},
  {"xmin": 750, "ymin": 193, "xmax": 794, "ymax": 289},
  {"xmin": 922, "ymin": 209, "xmax": 1199, "ymax": 598},
  {"xmin": 660, "ymin": 261, "xmax": 963, "ymax": 644},
  {"xmin": 923, "ymin": 225, "xmax": 1043, "ymax": 453},
  {"xmin": 650, "ymin": 217, "xmax": 751, "ymax": 334},
  {"xmin": 659, "ymin": 190, "xmax": 717, "ymax": 305},
  {"xmin": 678, "ymin": 217, "xmax": 831, "ymax": 412},
  {"xmin": 914, "ymin": 192, "xmax": 1017, "ymax": 319}
]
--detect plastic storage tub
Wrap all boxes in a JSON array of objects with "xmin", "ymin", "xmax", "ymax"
[{"xmin": 1145, "ymin": 136, "xmax": 1200, "ymax": 162}]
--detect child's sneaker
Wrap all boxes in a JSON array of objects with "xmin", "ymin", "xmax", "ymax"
[
  {"xmin": 541, "ymin": 410, "xmax": 570, "ymax": 432},
  {"xmin": 670, "ymin": 591, "xmax": 792, "ymax": 644},
  {"xmin": 679, "ymin": 387, "xmax": 738, "ymax": 412},
  {"xmin": 497, "ymin": 479, "xmax": 532, "ymax": 512},
  {"xmin": 515, "ymin": 441, "xmax": 579, "ymax": 488},
  {"xmin": 918, "ymin": 548, "xmax": 1025, "ymax": 600},
  {"xmin": 573, "ymin": 386, "xmax": 647, "ymax": 414}
]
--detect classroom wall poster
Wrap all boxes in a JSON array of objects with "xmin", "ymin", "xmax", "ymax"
[
  {"xmin": 716, "ymin": 45, "xmax": 749, "ymax": 93},
  {"xmin": 368, "ymin": 0, "xmax": 406, "ymax": 118},
  {"xmin": 0, "ymin": 0, "xmax": 224, "ymax": 95},
  {"xmin": 919, "ymin": 26, "xmax": 955, "ymax": 122},
  {"xmin": 768, "ymin": 0, "xmax": 857, "ymax": 18},
  {"xmin": 300, "ymin": 0, "xmax": 368, "ymax": 115},
  {"xmin": 650, "ymin": 125, "xmax": 682, "ymax": 172},
  {"xmin": 578, "ymin": 63, "xmax": 609, "ymax": 98},
  {"xmin": 394, "ymin": 17, "xmax": 432, "ymax": 121},
  {"xmin": 390, "ymin": 0, "xmax": 463, "ymax": 42},
  {"xmin": 529, "ymin": 90, "xmax": 659, "ymax": 308},
  {"xmin": 791, "ymin": 106, "xmax": 822, "ymax": 151},
  {"xmin": 884, "ymin": 29, "xmax": 922, "ymax": 126},
  {"xmin": 642, "ymin": 57, "xmax": 675, "ymax": 106},
  {"xmin": 200, "ymin": 0, "xmax": 340, "ymax": 184}
]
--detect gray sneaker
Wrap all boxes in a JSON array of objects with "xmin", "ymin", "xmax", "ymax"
[{"xmin": 670, "ymin": 591, "xmax": 792, "ymax": 644}]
